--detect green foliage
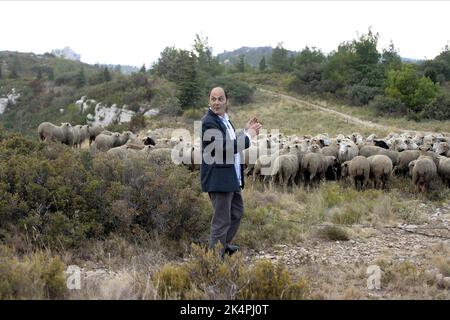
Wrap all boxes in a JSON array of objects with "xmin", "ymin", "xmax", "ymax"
[
  {"xmin": 0, "ymin": 131, "xmax": 210, "ymax": 251},
  {"xmin": 205, "ymin": 76, "xmax": 255, "ymax": 105},
  {"xmin": 294, "ymin": 46, "xmax": 326, "ymax": 69},
  {"xmin": 269, "ymin": 43, "xmax": 293, "ymax": 73},
  {"xmin": 385, "ymin": 64, "xmax": 440, "ymax": 113},
  {"xmin": 236, "ymin": 54, "xmax": 246, "ymax": 73},
  {"xmin": 422, "ymin": 92, "xmax": 450, "ymax": 120},
  {"xmin": 259, "ymin": 56, "xmax": 267, "ymax": 72},
  {"xmin": 369, "ymin": 94, "xmax": 406, "ymax": 117}
]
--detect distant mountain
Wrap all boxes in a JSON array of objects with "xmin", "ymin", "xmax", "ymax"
[
  {"xmin": 401, "ymin": 57, "xmax": 424, "ymax": 64},
  {"xmin": 217, "ymin": 46, "xmax": 298, "ymax": 68},
  {"xmin": 101, "ymin": 64, "xmax": 139, "ymax": 75},
  {"xmin": 51, "ymin": 47, "xmax": 81, "ymax": 61}
]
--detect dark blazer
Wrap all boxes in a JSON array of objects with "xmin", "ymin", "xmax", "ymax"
[{"xmin": 200, "ymin": 109, "xmax": 251, "ymax": 192}]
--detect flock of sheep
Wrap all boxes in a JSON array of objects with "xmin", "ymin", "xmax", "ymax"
[
  {"xmin": 243, "ymin": 131, "xmax": 450, "ymax": 194},
  {"xmin": 37, "ymin": 122, "xmax": 201, "ymax": 166},
  {"xmin": 37, "ymin": 121, "xmax": 450, "ymax": 195}
]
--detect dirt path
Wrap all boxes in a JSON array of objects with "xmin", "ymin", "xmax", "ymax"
[{"xmin": 259, "ymin": 88, "xmax": 450, "ymax": 136}]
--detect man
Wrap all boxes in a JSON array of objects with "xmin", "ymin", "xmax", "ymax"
[{"xmin": 200, "ymin": 87, "xmax": 262, "ymax": 257}]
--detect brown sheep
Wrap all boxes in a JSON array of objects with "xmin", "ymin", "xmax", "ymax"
[
  {"xmin": 412, "ymin": 156, "xmax": 437, "ymax": 195},
  {"xmin": 367, "ymin": 155, "xmax": 393, "ymax": 190},
  {"xmin": 341, "ymin": 156, "xmax": 370, "ymax": 191}
]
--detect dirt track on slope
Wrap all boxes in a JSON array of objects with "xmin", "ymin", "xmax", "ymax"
[{"xmin": 259, "ymin": 88, "xmax": 450, "ymax": 136}]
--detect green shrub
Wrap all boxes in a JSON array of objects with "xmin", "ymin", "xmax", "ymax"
[
  {"xmin": 0, "ymin": 131, "xmax": 211, "ymax": 251},
  {"xmin": 205, "ymin": 76, "xmax": 255, "ymax": 105},
  {"xmin": 369, "ymin": 94, "xmax": 406, "ymax": 117}
]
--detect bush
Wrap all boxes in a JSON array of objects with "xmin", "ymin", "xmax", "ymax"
[
  {"xmin": 241, "ymin": 260, "xmax": 309, "ymax": 299},
  {"xmin": 317, "ymin": 225, "xmax": 349, "ymax": 241},
  {"xmin": 369, "ymin": 94, "xmax": 406, "ymax": 117},
  {"xmin": 205, "ymin": 76, "xmax": 255, "ymax": 105},
  {"xmin": 152, "ymin": 244, "xmax": 310, "ymax": 300},
  {"xmin": 421, "ymin": 93, "xmax": 450, "ymax": 120},
  {"xmin": 0, "ymin": 245, "xmax": 67, "ymax": 299},
  {"xmin": 0, "ymin": 131, "xmax": 211, "ymax": 252},
  {"xmin": 345, "ymin": 84, "xmax": 382, "ymax": 106}
]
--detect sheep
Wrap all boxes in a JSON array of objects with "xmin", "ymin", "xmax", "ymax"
[
  {"xmin": 359, "ymin": 145, "xmax": 399, "ymax": 166},
  {"xmin": 437, "ymin": 156, "xmax": 450, "ymax": 187},
  {"xmin": 350, "ymin": 132, "xmax": 364, "ymax": 145},
  {"xmin": 435, "ymin": 142, "xmax": 450, "ymax": 157},
  {"xmin": 301, "ymin": 153, "xmax": 336, "ymax": 190},
  {"xmin": 74, "ymin": 124, "xmax": 90, "ymax": 148},
  {"xmin": 270, "ymin": 153, "xmax": 299, "ymax": 191},
  {"xmin": 338, "ymin": 140, "xmax": 358, "ymax": 163},
  {"xmin": 61, "ymin": 123, "xmax": 75, "ymax": 147},
  {"xmin": 373, "ymin": 139, "xmax": 390, "ymax": 149},
  {"xmin": 71, "ymin": 125, "xmax": 81, "ymax": 148},
  {"xmin": 106, "ymin": 145, "xmax": 137, "ymax": 160},
  {"xmin": 341, "ymin": 156, "xmax": 370, "ymax": 191},
  {"xmin": 367, "ymin": 155, "xmax": 393, "ymax": 190},
  {"xmin": 91, "ymin": 132, "xmax": 120, "ymax": 152},
  {"xmin": 87, "ymin": 125, "xmax": 104, "ymax": 145},
  {"xmin": 38, "ymin": 122, "xmax": 66, "ymax": 143},
  {"xmin": 412, "ymin": 156, "xmax": 438, "ymax": 195},
  {"xmin": 390, "ymin": 138, "xmax": 408, "ymax": 152},
  {"xmin": 395, "ymin": 150, "xmax": 421, "ymax": 177},
  {"xmin": 321, "ymin": 143, "xmax": 340, "ymax": 180},
  {"xmin": 306, "ymin": 144, "xmax": 321, "ymax": 153},
  {"xmin": 114, "ymin": 131, "xmax": 135, "ymax": 147},
  {"xmin": 141, "ymin": 136, "xmax": 156, "ymax": 146}
]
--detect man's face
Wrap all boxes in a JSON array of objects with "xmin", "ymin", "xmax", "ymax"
[{"xmin": 209, "ymin": 88, "xmax": 227, "ymax": 116}]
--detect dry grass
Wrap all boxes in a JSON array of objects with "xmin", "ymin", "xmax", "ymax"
[{"xmin": 229, "ymin": 91, "xmax": 389, "ymax": 137}]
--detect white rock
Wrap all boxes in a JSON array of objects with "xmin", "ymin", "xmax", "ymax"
[{"xmin": 144, "ymin": 108, "xmax": 159, "ymax": 117}]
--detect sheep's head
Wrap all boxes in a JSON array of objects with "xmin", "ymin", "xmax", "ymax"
[
  {"xmin": 309, "ymin": 144, "xmax": 320, "ymax": 153},
  {"xmin": 435, "ymin": 142, "xmax": 449, "ymax": 155},
  {"xmin": 339, "ymin": 143, "xmax": 351, "ymax": 154}
]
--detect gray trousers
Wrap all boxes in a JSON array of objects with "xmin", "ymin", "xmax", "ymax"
[{"xmin": 208, "ymin": 191, "xmax": 244, "ymax": 250}]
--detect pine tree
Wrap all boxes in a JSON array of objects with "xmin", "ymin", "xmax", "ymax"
[
  {"xmin": 103, "ymin": 67, "xmax": 111, "ymax": 82},
  {"xmin": 75, "ymin": 68, "xmax": 86, "ymax": 88},
  {"xmin": 140, "ymin": 64, "xmax": 146, "ymax": 73},
  {"xmin": 236, "ymin": 54, "xmax": 245, "ymax": 73},
  {"xmin": 259, "ymin": 56, "xmax": 267, "ymax": 72}
]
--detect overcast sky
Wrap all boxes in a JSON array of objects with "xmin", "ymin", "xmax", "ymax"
[{"xmin": 1, "ymin": 1, "xmax": 449, "ymax": 67}]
